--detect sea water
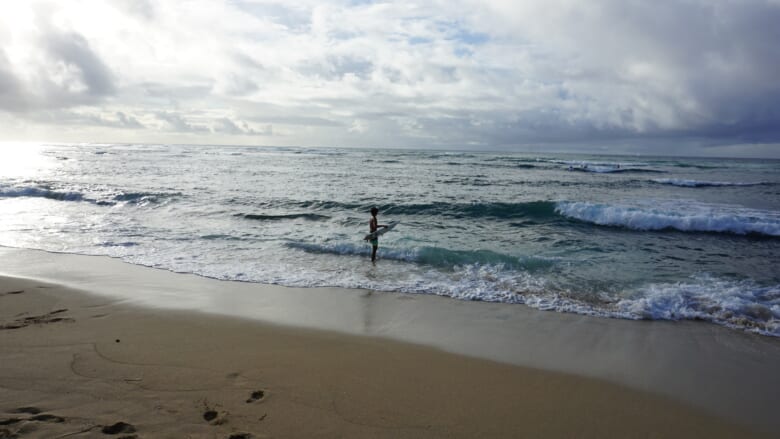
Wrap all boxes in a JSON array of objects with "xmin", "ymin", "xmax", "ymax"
[{"xmin": 1, "ymin": 143, "xmax": 778, "ymax": 336}]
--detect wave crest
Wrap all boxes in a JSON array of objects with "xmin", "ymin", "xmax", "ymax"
[
  {"xmin": 555, "ymin": 201, "xmax": 780, "ymax": 236},
  {"xmin": 285, "ymin": 241, "xmax": 553, "ymax": 270},
  {"xmin": 0, "ymin": 184, "xmax": 111, "ymax": 205},
  {"xmin": 0, "ymin": 184, "xmax": 180, "ymax": 207}
]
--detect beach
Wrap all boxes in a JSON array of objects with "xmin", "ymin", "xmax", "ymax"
[
  {"xmin": 2, "ymin": 1, "xmax": 779, "ymax": 436},
  {"xmin": 2, "ymin": 249, "xmax": 778, "ymax": 438}
]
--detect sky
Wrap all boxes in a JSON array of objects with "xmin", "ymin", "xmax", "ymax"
[{"xmin": 0, "ymin": 0, "xmax": 779, "ymax": 157}]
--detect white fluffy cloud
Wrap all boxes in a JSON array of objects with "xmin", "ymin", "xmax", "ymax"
[{"xmin": 0, "ymin": 0, "xmax": 778, "ymax": 155}]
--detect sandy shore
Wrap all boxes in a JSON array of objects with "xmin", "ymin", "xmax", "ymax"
[{"xmin": 0, "ymin": 273, "xmax": 772, "ymax": 439}]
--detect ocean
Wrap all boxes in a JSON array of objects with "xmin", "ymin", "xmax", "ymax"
[{"xmin": 1, "ymin": 143, "xmax": 779, "ymax": 336}]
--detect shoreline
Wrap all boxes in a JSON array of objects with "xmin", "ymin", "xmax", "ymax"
[{"xmin": 1, "ymin": 246, "xmax": 780, "ymax": 435}]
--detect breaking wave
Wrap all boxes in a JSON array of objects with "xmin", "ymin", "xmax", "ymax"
[
  {"xmin": 555, "ymin": 200, "xmax": 780, "ymax": 236},
  {"xmin": 0, "ymin": 184, "xmax": 180, "ymax": 207},
  {"xmin": 612, "ymin": 275, "xmax": 779, "ymax": 336}
]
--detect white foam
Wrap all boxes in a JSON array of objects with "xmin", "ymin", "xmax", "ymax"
[
  {"xmin": 555, "ymin": 200, "xmax": 780, "ymax": 236},
  {"xmin": 364, "ymin": 264, "xmax": 780, "ymax": 336},
  {"xmin": 412, "ymin": 267, "xmax": 780, "ymax": 337},
  {"xmin": 613, "ymin": 275, "xmax": 779, "ymax": 336}
]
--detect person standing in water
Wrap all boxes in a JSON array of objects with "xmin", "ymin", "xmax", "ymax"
[{"xmin": 366, "ymin": 207, "xmax": 387, "ymax": 263}]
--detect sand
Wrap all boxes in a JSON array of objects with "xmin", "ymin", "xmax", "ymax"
[{"xmin": 0, "ymin": 273, "xmax": 772, "ymax": 439}]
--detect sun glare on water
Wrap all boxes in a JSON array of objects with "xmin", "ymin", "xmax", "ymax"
[{"xmin": 0, "ymin": 143, "xmax": 56, "ymax": 179}]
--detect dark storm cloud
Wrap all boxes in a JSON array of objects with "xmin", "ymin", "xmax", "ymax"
[
  {"xmin": 663, "ymin": 2, "xmax": 780, "ymax": 138},
  {"xmin": 549, "ymin": 0, "xmax": 780, "ymax": 145}
]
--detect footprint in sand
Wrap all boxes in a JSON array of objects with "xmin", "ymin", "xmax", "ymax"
[
  {"xmin": 30, "ymin": 414, "xmax": 65, "ymax": 423},
  {"xmin": 0, "ymin": 309, "xmax": 74, "ymax": 330},
  {"xmin": 101, "ymin": 421, "xmax": 136, "ymax": 435},
  {"xmin": 246, "ymin": 390, "xmax": 265, "ymax": 403},
  {"xmin": 203, "ymin": 410, "xmax": 219, "ymax": 422},
  {"xmin": 0, "ymin": 410, "xmax": 66, "ymax": 439},
  {"xmin": 0, "ymin": 408, "xmax": 64, "ymax": 425},
  {"xmin": 9, "ymin": 407, "xmax": 41, "ymax": 415},
  {"xmin": 203, "ymin": 408, "xmax": 229, "ymax": 425},
  {"xmin": 0, "ymin": 290, "xmax": 24, "ymax": 296}
]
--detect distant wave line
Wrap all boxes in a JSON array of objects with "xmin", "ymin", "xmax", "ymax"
[
  {"xmin": 0, "ymin": 184, "xmax": 180, "ymax": 206},
  {"xmin": 651, "ymin": 178, "xmax": 772, "ymax": 188},
  {"xmin": 237, "ymin": 213, "xmax": 331, "ymax": 221}
]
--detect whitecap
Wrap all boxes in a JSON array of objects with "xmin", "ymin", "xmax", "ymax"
[{"xmin": 555, "ymin": 200, "xmax": 780, "ymax": 236}]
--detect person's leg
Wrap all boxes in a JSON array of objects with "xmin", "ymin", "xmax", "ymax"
[{"xmin": 370, "ymin": 238, "xmax": 379, "ymax": 262}]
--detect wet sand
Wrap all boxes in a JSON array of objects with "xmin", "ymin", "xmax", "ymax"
[{"xmin": 0, "ymin": 272, "xmax": 773, "ymax": 438}]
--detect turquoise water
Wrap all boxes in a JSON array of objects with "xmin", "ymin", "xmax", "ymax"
[{"xmin": 1, "ymin": 143, "xmax": 779, "ymax": 335}]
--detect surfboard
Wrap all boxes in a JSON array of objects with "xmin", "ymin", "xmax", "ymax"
[{"xmin": 364, "ymin": 221, "xmax": 398, "ymax": 241}]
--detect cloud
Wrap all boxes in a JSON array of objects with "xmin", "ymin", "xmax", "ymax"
[
  {"xmin": 0, "ymin": 51, "xmax": 26, "ymax": 111},
  {"xmin": 115, "ymin": 111, "xmax": 144, "ymax": 129},
  {"xmin": 113, "ymin": 0, "xmax": 155, "ymax": 20},
  {"xmin": 0, "ymin": 4, "xmax": 116, "ymax": 112},
  {"xmin": 41, "ymin": 28, "xmax": 116, "ymax": 98},
  {"xmin": 155, "ymin": 111, "xmax": 210, "ymax": 133},
  {"xmin": 215, "ymin": 117, "xmax": 272, "ymax": 136},
  {"xmin": 0, "ymin": 0, "xmax": 778, "ymax": 156},
  {"xmin": 465, "ymin": 0, "xmax": 780, "ymax": 142},
  {"xmin": 21, "ymin": 109, "xmax": 144, "ymax": 130}
]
